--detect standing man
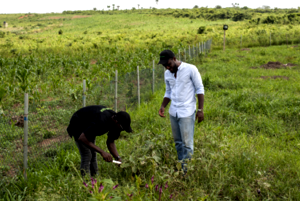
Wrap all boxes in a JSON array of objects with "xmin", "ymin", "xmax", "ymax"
[
  {"xmin": 67, "ymin": 105, "xmax": 133, "ymax": 177},
  {"xmin": 158, "ymin": 50, "xmax": 204, "ymax": 173}
]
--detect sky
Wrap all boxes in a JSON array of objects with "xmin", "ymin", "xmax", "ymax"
[{"xmin": 1, "ymin": 0, "xmax": 299, "ymax": 14}]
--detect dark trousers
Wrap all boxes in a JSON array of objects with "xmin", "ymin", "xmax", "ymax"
[{"xmin": 75, "ymin": 138, "xmax": 98, "ymax": 177}]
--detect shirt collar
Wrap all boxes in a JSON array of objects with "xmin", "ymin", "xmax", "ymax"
[{"xmin": 177, "ymin": 62, "xmax": 183, "ymax": 71}]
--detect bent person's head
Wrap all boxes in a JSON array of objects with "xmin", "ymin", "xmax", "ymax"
[{"xmin": 116, "ymin": 111, "xmax": 133, "ymax": 133}]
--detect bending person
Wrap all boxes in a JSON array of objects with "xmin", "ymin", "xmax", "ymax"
[{"xmin": 67, "ymin": 105, "xmax": 132, "ymax": 177}]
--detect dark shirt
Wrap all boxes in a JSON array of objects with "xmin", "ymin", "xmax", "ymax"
[{"xmin": 67, "ymin": 105, "xmax": 120, "ymax": 142}]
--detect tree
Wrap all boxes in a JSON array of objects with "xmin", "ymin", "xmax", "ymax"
[
  {"xmin": 107, "ymin": 5, "xmax": 110, "ymax": 10},
  {"xmin": 93, "ymin": 8, "xmax": 96, "ymax": 11},
  {"xmin": 193, "ymin": 5, "xmax": 199, "ymax": 9},
  {"xmin": 117, "ymin": 6, "xmax": 120, "ymax": 10},
  {"xmin": 112, "ymin": 4, "xmax": 115, "ymax": 10},
  {"xmin": 262, "ymin": 5, "xmax": 270, "ymax": 9},
  {"xmin": 156, "ymin": 0, "xmax": 158, "ymax": 5},
  {"xmin": 215, "ymin": 5, "xmax": 222, "ymax": 9},
  {"xmin": 138, "ymin": 4, "xmax": 140, "ymax": 9},
  {"xmin": 232, "ymin": 3, "xmax": 239, "ymax": 8}
]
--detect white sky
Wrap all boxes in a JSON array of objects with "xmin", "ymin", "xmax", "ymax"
[{"xmin": 1, "ymin": 0, "xmax": 299, "ymax": 14}]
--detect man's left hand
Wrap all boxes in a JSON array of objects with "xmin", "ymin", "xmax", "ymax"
[{"xmin": 196, "ymin": 111, "xmax": 204, "ymax": 123}]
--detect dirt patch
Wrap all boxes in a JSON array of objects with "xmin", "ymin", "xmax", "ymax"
[
  {"xmin": 293, "ymin": 45, "xmax": 299, "ymax": 48},
  {"xmin": 250, "ymin": 67, "xmax": 258, "ymax": 69},
  {"xmin": 260, "ymin": 61, "xmax": 297, "ymax": 69},
  {"xmin": 241, "ymin": 48, "xmax": 251, "ymax": 51},
  {"xmin": 90, "ymin": 59, "xmax": 97, "ymax": 65},
  {"xmin": 261, "ymin": 76, "xmax": 289, "ymax": 80},
  {"xmin": 38, "ymin": 134, "xmax": 69, "ymax": 148},
  {"xmin": 237, "ymin": 55, "xmax": 245, "ymax": 58},
  {"xmin": 18, "ymin": 15, "xmax": 33, "ymax": 19},
  {"xmin": 9, "ymin": 115, "xmax": 24, "ymax": 128}
]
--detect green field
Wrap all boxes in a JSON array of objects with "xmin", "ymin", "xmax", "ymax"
[{"xmin": 1, "ymin": 7, "xmax": 300, "ymax": 200}]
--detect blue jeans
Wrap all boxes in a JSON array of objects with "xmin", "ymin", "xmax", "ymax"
[
  {"xmin": 170, "ymin": 112, "xmax": 195, "ymax": 171},
  {"xmin": 76, "ymin": 138, "xmax": 98, "ymax": 177}
]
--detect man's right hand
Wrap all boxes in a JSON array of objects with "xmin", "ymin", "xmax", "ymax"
[
  {"xmin": 159, "ymin": 106, "xmax": 165, "ymax": 117},
  {"xmin": 101, "ymin": 151, "xmax": 113, "ymax": 162}
]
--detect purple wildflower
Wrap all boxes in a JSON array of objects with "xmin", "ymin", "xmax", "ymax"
[
  {"xmin": 159, "ymin": 185, "xmax": 163, "ymax": 201},
  {"xmin": 169, "ymin": 194, "xmax": 173, "ymax": 199},
  {"xmin": 90, "ymin": 191, "xmax": 93, "ymax": 194},
  {"xmin": 145, "ymin": 183, "xmax": 149, "ymax": 188},
  {"xmin": 127, "ymin": 193, "xmax": 133, "ymax": 197},
  {"xmin": 98, "ymin": 183, "xmax": 104, "ymax": 193},
  {"xmin": 110, "ymin": 196, "xmax": 113, "ymax": 199},
  {"xmin": 113, "ymin": 184, "xmax": 119, "ymax": 190},
  {"xmin": 151, "ymin": 175, "xmax": 154, "ymax": 184},
  {"xmin": 83, "ymin": 181, "xmax": 88, "ymax": 187},
  {"xmin": 165, "ymin": 181, "xmax": 168, "ymax": 189},
  {"xmin": 155, "ymin": 185, "xmax": 159, "ymax": 191}
]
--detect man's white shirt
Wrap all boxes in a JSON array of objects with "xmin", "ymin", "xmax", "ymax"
[{"xmin": 164, "ymin": 62, "xmax": 204, "ymax": 118}]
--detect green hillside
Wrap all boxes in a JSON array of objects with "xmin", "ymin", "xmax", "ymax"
[{"xmin": 1, "ymin": 8, "xmax": 300, "ymax": 200}]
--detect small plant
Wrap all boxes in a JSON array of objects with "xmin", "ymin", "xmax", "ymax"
[
  {"xmin": 58, "ymin": 29, "xmax": 63, "ymax": 35},
  {"xmin": 197, "ymin": 26, "xmax": 206, "ymax": 34},
  {"xmin": 83, "ymin": 30, "xmax": 88, "ymax": 34},
  {"xmin": 0, "ymin": 31, "xmax": 5, "ymax": 38}
]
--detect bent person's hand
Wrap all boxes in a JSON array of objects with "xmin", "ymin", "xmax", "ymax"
[
  {"xmin": 159, "ymin": 106, "xmax": 165, "ymax": 117},
  {"xmin": 196, "ymin": 111, "xmax": 204, "ymax": 123},
  {"xmin": 101, "ymin": 152, "xmax": 113, "ymax": 162}
]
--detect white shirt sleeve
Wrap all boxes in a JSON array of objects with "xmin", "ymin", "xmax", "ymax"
[
  {"xmin": 191, "ymin": 65, "xmax": 205, "ymax": 95},
  {"xmin": 164, "ymin": 72, "xmax": 171, "ymax": 99}
]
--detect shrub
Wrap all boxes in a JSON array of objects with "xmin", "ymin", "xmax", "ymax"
[
  {"xmin": 0, "ymin": 31, "xmax": 5, "ymax": 38},
  {"xmin": 232, "ymin": 12, "xmax": 251, "ymax": 21},
  {"xmin": 83, "ymin": 31, "xmax": 88, "ymax": 34},
  {"xmin": 58, "ymin": 29, "xmax": 63, "ymax": 35},
  {"xmin": 197, "ymin": 26, "xmax": 206, "ymax": 34}
]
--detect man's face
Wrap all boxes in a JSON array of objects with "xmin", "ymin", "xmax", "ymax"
[{"xmin": 162, "ymin": 58, "xmax": 177, "ymax": 73}]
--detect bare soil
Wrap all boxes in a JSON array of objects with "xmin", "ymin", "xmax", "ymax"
[
  {"xmin": 260, "ymin": 76, "xmax": 289, "ymax": 80},
  {"xmin": 260, "ymin": 61, "xmax": 297, "ymax": 69},
  {"xmin": 18, "ymin": 15, "xmax": 33, "ymax": 19},
  {"xmin": 90, "ymin": 59, "xmax": 97, "ymax": 65},
  {"xmin": 9, "ymin": 115, "xmax": 24, "ymax": 128},
  {"xmin": 38, "ymin": 134, "xmax": 69, "ymax": 148},
  {"xmin": 241, "ymin": 48, "xmax": 251, "ymax": 51},
  {"xmin": 43, "ymin": 15, "xmax": 91, "ymax": 20}
]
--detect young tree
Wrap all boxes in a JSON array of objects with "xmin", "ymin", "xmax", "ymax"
[
  {"xmin": 156, "ymin": 0, "xmax": 159, "ymax": 5},
  {"xmin": 93, "ymin": 8, "xmax": 96, "ymax": 11},
  {"xmin": 138, "ymin": 4, "xmax": 140, "ymax": 9},
  {"xmin": 117, "ymin": 5, "xmax": 120, "ymax": 10},
  {"xmin": 215, "ymin": 5, "xmax": 222, "ymax": 9},
  {"xmin": 107, "ymin": 5, "xmax": 110, "ymax": 10},
  {"xmin": 112, "ymin": 4, "xmax": 115, "ymax": 10},
  {"xmin": 193, "ymin": 5, "xmax": 199, "ymax": 9},
  {"xmin": 262, "ymin": 5, "xmax": 271, "ymax": 9},
  {"xmin": 232, "ymin": 3, "xmax": 239, "ymax": 8}
]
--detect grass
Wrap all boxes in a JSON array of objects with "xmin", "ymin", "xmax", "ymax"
[
  {"xmin": 0, "ymin": 9, "xmax": 300, "ymax": 200},
  {"xmin": 1, "ymin": 44, "xmax": 300, "ymax": 200}
]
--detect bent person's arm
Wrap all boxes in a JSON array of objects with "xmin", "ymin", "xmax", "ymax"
[
  {"xmin": 78, "ymin": 133, "xmax": 113, "ymax": 162},
  {"xmin": 106, "ymin": 139, "xmax": 121, "ymax": 162}
]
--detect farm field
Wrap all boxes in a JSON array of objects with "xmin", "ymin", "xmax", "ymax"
[{"xmin": 1, "ymin": 8, "xmax": 300, "ymax": 200}]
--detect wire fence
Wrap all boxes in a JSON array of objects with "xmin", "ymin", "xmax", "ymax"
[
  {"xmin": 211, "ymin": 31, "xmax": 300, "ymax": 50},
  {"xmin": 0, "ymin": 39, "xmax": 212, "ymax": 180}
]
